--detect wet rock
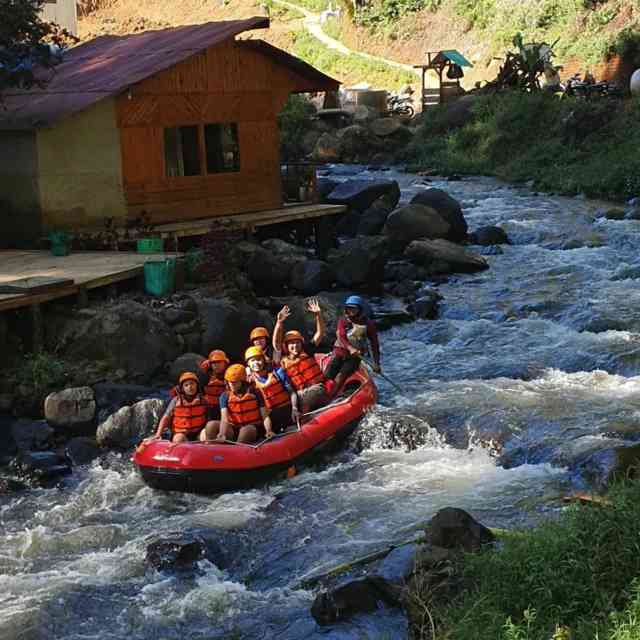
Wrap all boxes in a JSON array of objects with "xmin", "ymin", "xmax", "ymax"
[
  {"xmin": 326, "ymin": 179, "xmax": 401, "ymax": 213},
  {"xmin": 425, "ymin": 507, "xmax": 495, "ymax": 552},
  {"xmin": 378, "ymin": 544, "xmax": 420, "ymax": 583},
  {"xmin": 55, "ymin": 302, "xmax": 180, "ymax": 381},
  {"xmin": 196, "ymin": 296, "xmax": 272, "ymax": 362},
  {"xmin": 611, "ymin": 263, "xmax": 640, "ymax": 281},
  {"xmin": 410, "ymin": 189, "xmax": 467, "ymax": 242},
  {"xmin": 373, "ymin": 309, "xmax": 414, "ymax": 330},
  {"xmin": 44, "ymin": 387, "xmax": 96, "ymax": 431},
  {"xmin": 385, "ymin": 203, "xmax": 450, "ymax": 251},
  {"xmin": 337, "ymin": 125, "xmax": 385, "ymax": 163},
  {"xmin": 246, "ymin": 246, "xmax": 294, "ymax": 293},
  {"xmin": 625, "ymin": 207, "xmax": 640, "ymax": 221},
  {"xmin": 290, "ymin": 260, "xmax": 335, "ymax": 294},
  {"xmin": 11, "ymin": 419, "xmax": 54, "ymax": 452},
  {"xmin": 357, "ymin": 194, "xmax": 396, "ymax": 236},
  {"xmin": 334, "ymin": 208, "xmax": 363, "ymax": 237},
  {"xmin": 93, "ymin": 383, "xmax": 165, "ymax": 424},
  {"xmin": 328, "ymin": 236, "xmax": 389, "ymax": 288},
  {"xmin": 162, "ymin": 306, "xmax": 196, "ymax": 326},
  {"xmin": 311, "ymin": 576, "xmax": 400, "ymax": 625},
  {"xmin": 168, "ymin": 353, "xmax": 207, "ymax": 386},
  {"xmin": 383, "ymin": 260, "xmax": 422, "ymax": 282},
  {"xmin": 353, "ymin": 104, "xmax": 375, "ymax": 123},
  {"xmin": 65, "ymin": 437, "xmax": 101, "ymax": 466},
  {"xmin": 12, "ymin": 450, "xmax": 71, "ymax": 481},
  {"xmin": 388, "ymin": 280, "xmax": 420, "ymax": 299},
  {"xmin": 603, "ymin": 208, "xmax": 626, "ymax": 220},
  {"xmin": 409, "ymin": 291, "xmax": 442, "ymax": 320},
  {"xmin": 405, "ymin": 239, "xmax": 489, "ymax": 274},
  {"xmin": 0, "ymin": 476, "xmax": 27, "ymax": 494},
  {"xmin": 96, "ymin": 398, "xmax": 165, "ymax": 449},
  {"xmin": 353, "ymin": 412, "xmax": 434, "ymax": 452},
  {"xmin": 261, "ymin": 238, "xmax": 308, "ymax": 257},
  {"xmin": 146, "ymin": 533, "xmax": 224, "ymax": 572},
  {"xmin": 478, "ymin": 245, "xmax": 504, "ymax": 256},
  {"xmin": 469, "ymin": 225, "xmax": 511, "ymax": 246},
  {"xmin": 313, "ymin": 133, "xmax": 341, "ymax": 163}
]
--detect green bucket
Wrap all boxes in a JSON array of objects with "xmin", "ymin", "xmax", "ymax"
[
  {"xmin": 144, "ymin": 258, "xmax": 176, "ymax": 297},
  {"xmin": 50, "ymin": 241, "xmax": 70, "ymax": 257},
  {"xmin": 137, "ymin": 237, "xmax": 164, "ymax": 254},
  {"xmin": 184, "ymin": 249, "xmax": 205, "ymax": 281}
]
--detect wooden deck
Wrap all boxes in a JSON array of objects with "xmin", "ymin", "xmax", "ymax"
[
  {"xmin": 150, "ymin": 203, "xmax": 346, "ymax": 243},
  {"xmin": 0, "ymin": 250, "xmax": 181, "ymax": 312}
]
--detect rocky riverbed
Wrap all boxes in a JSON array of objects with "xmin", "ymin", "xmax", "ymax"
[{"xmin": 3, "ymin": 167, "xmax": 640, "ymax": 639}]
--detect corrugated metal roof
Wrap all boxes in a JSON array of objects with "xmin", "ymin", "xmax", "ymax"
[
  {"xmin": 238, "ymin": 39, "xmax": 340, "ymax": 92},
  {"xmin": 441, "ymin": 50, "xmax": 473, "ymax": 67},
  {"xmin": 0, "ymin": 18, "xmax": 270, "ymax": 130}
]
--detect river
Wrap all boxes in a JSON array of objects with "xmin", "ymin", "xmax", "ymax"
[{"xmin": 2, "ymin": 169, "xmax": 640, "ymax": 639}]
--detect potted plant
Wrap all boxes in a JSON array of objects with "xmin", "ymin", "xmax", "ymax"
[
  {"xmin": 48, "ymin": 229, "xmax": 73, "ymax": 256},
  {"xmin": 133, "ymin": 211, "xmax": 164, "ymax": 254}
]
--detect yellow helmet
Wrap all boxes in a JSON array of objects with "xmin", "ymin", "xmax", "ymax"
[
  {"xmin": 224, "ymin": 364, "xmax": 247, "ymax": 383},
  {"xmin": 245, "ymin": 346, "xmax": 265, "ymax": 363},
  {"xmin": 249, "ymin": 327, "xmax": 270, "ymax": 342},
  {"xmin": 179, "ymin": 371, "xmax": 199, "ymax": 386},
  {"xmin": 283, "ymin": 330, "xmax": 305, "ymax": 344},
  {"xmin": 208, "ymin": 349, "xmax": 229, "ymax": 364}
]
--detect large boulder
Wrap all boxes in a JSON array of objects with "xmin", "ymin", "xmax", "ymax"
[
  {"xmin": 336, "ymin": 124, "xmax": 384, "ymax": 162},
  {"xmin": 146, "ymin": 533, "xmax": 225, "ymax": 572},
  {"xmin": 425, "ymin": 507, "xmax": 495, "ymax": 552},
  {"xmin": 385, "ymin": 203, "xmax": 450, "ymax": 251},
  {"xmin": 168, "ymin": 353, "xmax": 207, "ymax": 386},
  {"xmin": 410, "ymin": 189, "xmax": 467, "ymax": 241},
  {"xmin": 12, "ymin": 450, "xmax": 71, "ymax": 482},
  {"xmin": 313, "ymin": 133, "xmax": 341, "ymax": 162},
  {"xmin": 326, "ymin": 179, "xmax": 401, "ymax": 213},
  {"xmin": 469, "ymin": 225, "xmax": 511, "ymax": 246},
  {"xmin": 370, "ymin": 117, "xmax": 406, "ymax": 137},
  {"xmin": 55, "ymin": 302, "xmax": 180, "ymax": 381},
  {"xmin": 290, "ymin": 260, "xmax": 335, "ymax": 294},
  {"xmin": 311, "ymin": 576, "xmax": 400, "ymax": 626},
  {"xmin": 93, "ymin": 383, "xmax": 165, "ymax": 424},
  {"xmin": 195, "ymin": 296, "xmax": 272, "ymax": 363},
  {"xmin": 357, "ymin": 194, "xmax": 396, "ymax": 236},
  {"xmin": 261, "ymin": 238, "xmax": 308, "ymax": 257},
  {"xmin": 405, "ymin": 239, "xmax": 489, "ymax": 274},
  {"xmin": 44, "ymin": 387, "xmax": 96, "ymax": 431},
  {"xmin": 328, "ymin": 236, "xmax": 389, "ymax": 288},
  {"xmin": 65, "ymin": 437, "xmax": 101, "ymax": 466},
  {"xmin": 246, "ymin": 245, "xmax": 295, "ymax": 294},
  {"xmin": 96, "ymin": 398, "xmax": 165, "ymax": 449},
  {"xmin": 11, "ymin": 419, "xmax": 54, "ymax": 452}
]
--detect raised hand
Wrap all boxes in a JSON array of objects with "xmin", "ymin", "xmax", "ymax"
[
  {"xmin": 306, "ymin": 298, "xmax": 321, "ymax": 314},
  {"xmin": 277, "ymin": 305, "xmax": 291, "ymax": 323}
]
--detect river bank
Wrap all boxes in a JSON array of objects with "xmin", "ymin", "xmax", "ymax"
[{"xmin": 403, "ymin": 92, "xmax": 640, "ymax": 203}]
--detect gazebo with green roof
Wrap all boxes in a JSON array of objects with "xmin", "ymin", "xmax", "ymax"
[{"xmin": 414, "ymin": 49, "xmax": 473, "ymax": 110}]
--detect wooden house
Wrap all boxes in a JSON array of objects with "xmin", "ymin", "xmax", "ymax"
[{"xmin": 0, "ymin": 18, "xmax": 339, "ymax": 245}]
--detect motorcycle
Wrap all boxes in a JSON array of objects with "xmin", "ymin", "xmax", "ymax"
[
  {"xmin": 386, "ymin": 93, "xmax": 415, "ymax": 118},
  {"xmin": 561, "ymin": 72, "xmax": 624, "ymax": 99}
]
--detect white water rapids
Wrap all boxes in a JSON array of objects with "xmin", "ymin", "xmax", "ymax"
[{"xmin": 3, "ymin": 169, "xmax": 640, "ymax": 639}]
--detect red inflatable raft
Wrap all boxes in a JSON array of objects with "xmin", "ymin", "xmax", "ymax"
[{"xmin": 133, "ymin": 359, "xmax": 377, "ymax": 492}]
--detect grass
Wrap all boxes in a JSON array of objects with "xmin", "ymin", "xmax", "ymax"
[
  {"xmin": 289, "ymin": 29, "xmax": 416, "ymax": 89},
  {"xmin": 410, "ymin": 481, "xmax": 640, "ymax": 639},
  {"xmin": 402, "ymin": 91, "xmax": 640, "ymax": 201}
]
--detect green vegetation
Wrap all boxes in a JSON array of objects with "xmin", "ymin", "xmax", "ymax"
[
  {"xmin": 9, "ymin": 351, "xmax": 69, "ymax": 394},
  {"xmin": 290, "ymin": 29, "xmax": 416, "ymax": 89},
  {"xmin": 277, "ymin": 93, "xmax": 316, "ymax": 160},
  {"xmin": 402, "ymin": 92, "xmax": 640, "ymax": 201},
  {"xmin": 412, "ymin": 481, "xmax": 640, "ymax": 639}
]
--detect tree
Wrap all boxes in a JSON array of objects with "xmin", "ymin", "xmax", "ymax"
[{"xmin": 0, "ymin": 0, "xmax": 77, "ymax": 94}]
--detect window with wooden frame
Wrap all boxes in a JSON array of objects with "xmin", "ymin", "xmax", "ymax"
[{"xmin": 164, "ymin": 123, "xmax": 240, "ymax": 177}]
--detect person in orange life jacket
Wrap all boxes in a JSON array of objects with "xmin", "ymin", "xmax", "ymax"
[
  {"xmin": 272, "ymin": 298, "xmax": 329, "ymax": 412},
  {"xmin": 205, "ymin": 364, "xmax": 273, "ymax": 444},
  {"xmin": 154, "ymin": 372, "xmax": 212, "ymax": 443},
  {"xmin": 326, "ymin": 295, "xmax": 381, "ymax": 396},
  {"xmin": 245, "ymin": 346, "xmax": 300, "ymax": 432},
  {"xmin": 248, "ymin": 327, "xmax": 276, "ymax": 369},
  {"xmin": 199, "ymin": 349, "xmax": 229, "ymax": 420}
]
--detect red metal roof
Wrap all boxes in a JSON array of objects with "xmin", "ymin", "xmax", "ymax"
[{"xmin": 0, "ymin": 17, "xmax": 270, "ymax": 130}]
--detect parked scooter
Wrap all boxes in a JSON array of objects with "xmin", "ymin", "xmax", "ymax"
[{"xmin": 561, "ymin": 72, "xmax": 624, "ymax": 99}]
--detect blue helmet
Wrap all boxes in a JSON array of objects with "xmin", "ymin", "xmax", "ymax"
[{"xmin": 345, "ymin": 295, "xmax": 364, "ymax": 309}]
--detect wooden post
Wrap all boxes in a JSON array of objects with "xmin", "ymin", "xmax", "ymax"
[
  {"xmin": 31, "ymin": 303, "xmax": 43, "ymax": 353},
  {"xmin": 314, "ymin": 217, "xmax": 333, "ymax": 260}
]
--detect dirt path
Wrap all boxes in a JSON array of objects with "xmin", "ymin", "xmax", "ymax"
[{"xmin": 273, "ymin": 0, "xmax": 421, "ymax": 78}]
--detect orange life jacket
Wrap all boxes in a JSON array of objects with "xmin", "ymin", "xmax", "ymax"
[
  {"xmin": 253, "ymin": 372, "xmax": 290, "ymax": 410},
  {"xmin": 227, "ymin": 391, "xmax": 262, "ymax": 427},
  {"xmin": 172, "ymin": 395, "xmax": 208, "ymax": 434},
  {"xmin": 204, "ymin": 376, "xmax": 226, "ymax": 408},
  {"xmin": 282, "ymin": 353, "xmax": 325, "ymax": 391}
]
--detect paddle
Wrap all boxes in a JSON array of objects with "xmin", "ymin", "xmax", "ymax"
[{"xmin": 360, "ymin": 356, "xmax": 405, "ymax": 395}]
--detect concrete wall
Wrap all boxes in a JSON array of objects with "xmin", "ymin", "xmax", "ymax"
[
  {"xmin": 37, "ymin": 99, "xmax": 128, "ymax": 231},
  {"xmin": 0, "ymin": 131, "xmax": 42, "ymax": 248},
  {"xmin": 41, "ymin": 0, "xmax": 78, "ymax": 37}
]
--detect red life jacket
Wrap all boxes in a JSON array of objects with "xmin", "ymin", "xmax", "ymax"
[
  {"xmin": 227, "ymin": 391, "xmax": 261, "ymax": 427},
  {"xmin": 172, "ymin": 395, "xmax": 208, "ymax": 434},
  {"xmin": 282, "ymin": 353, "xmax": 325, "ymax": 391},
  {"xmin": 253, "ymin": 372, "xmax": 290, "ymax": 410},
  {"xmin": 204, "ymin": 376, "xmax": 225, "ymax": 408}
]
